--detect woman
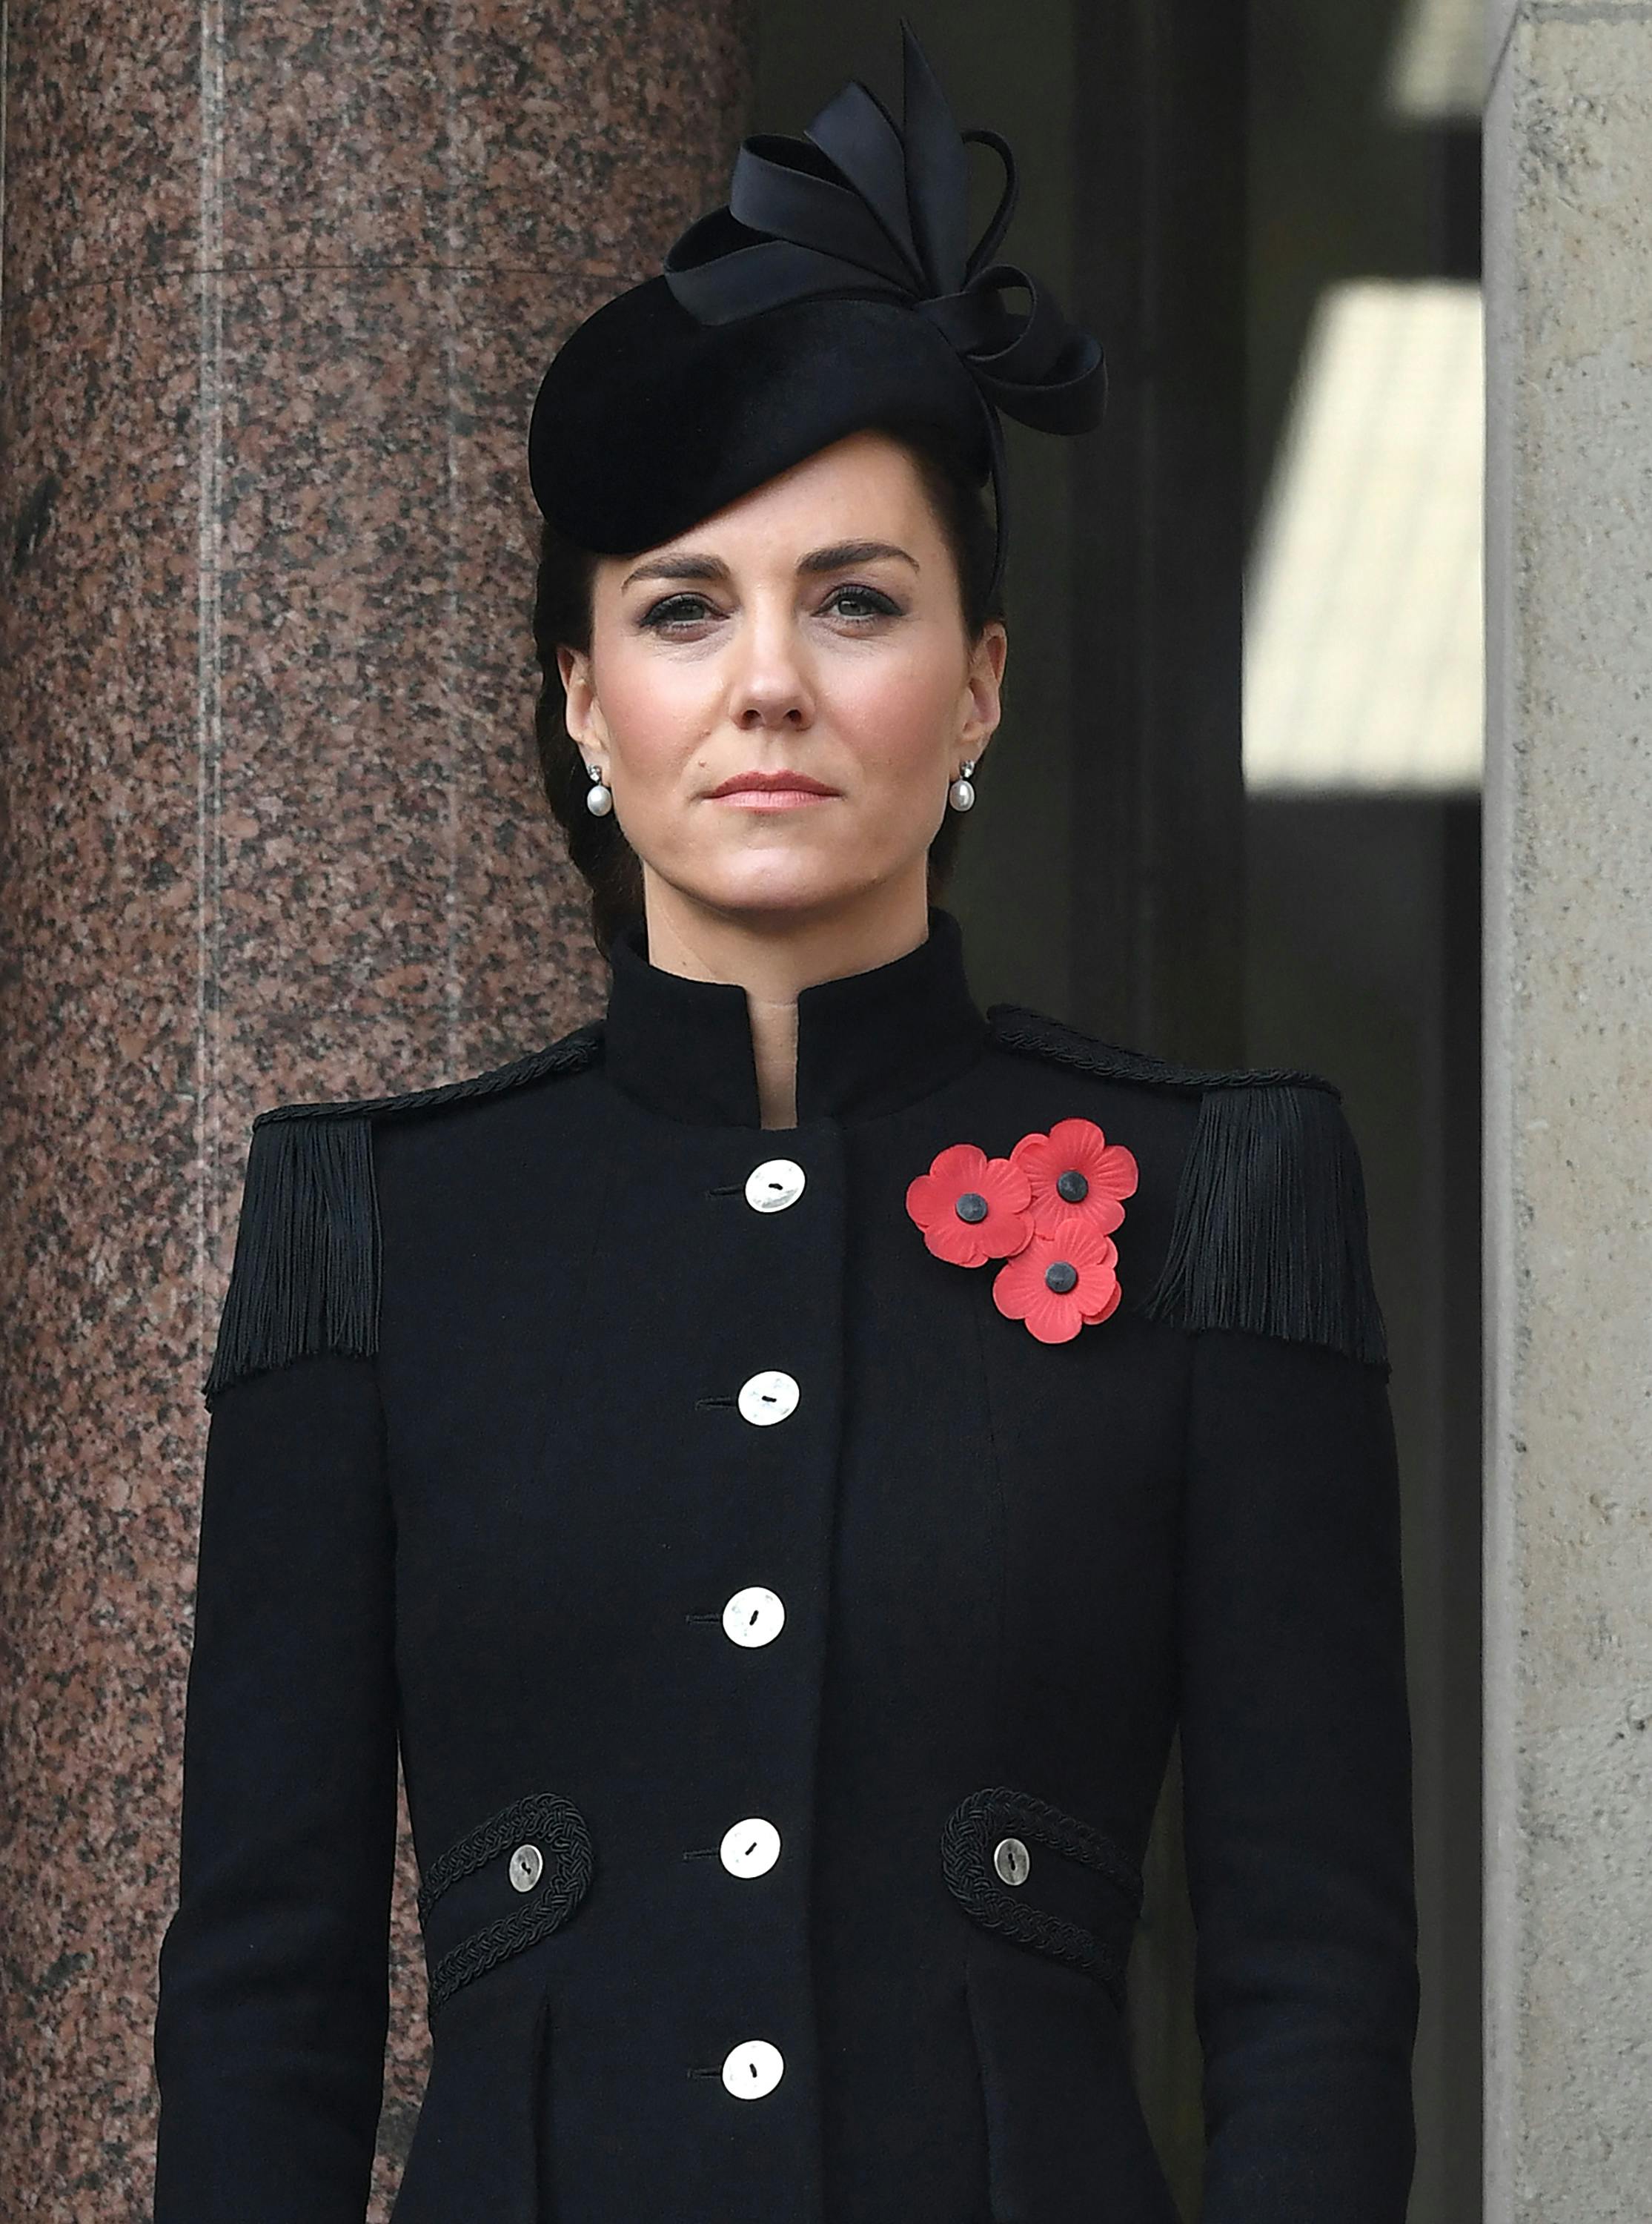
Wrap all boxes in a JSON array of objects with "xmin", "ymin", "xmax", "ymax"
[{"xmin": 152, "ymin": 27, "xmax": 1418, "ymax": 2224}]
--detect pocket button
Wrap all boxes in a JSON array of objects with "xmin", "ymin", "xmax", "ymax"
[
  {"xmin": 508, "ymin": 1843, "xmax": 544, "ymax": 1892},
  {"xmin": 993, "ymin": 1835, "xmax": 1031, "ymax": 1887}
]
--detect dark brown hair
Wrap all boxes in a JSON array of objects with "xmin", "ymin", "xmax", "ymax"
[{"xmin": 531, "ymin": 423, "xmax": 1004, "ymax": 957}]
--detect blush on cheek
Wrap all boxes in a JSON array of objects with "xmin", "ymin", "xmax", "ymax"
[
  {"xmin": 830, "ymin": 649, "xmax": 963, "ymax": 766},
  {"xmin": 594, "ymin": 658, "xmax": 724, "ymax": 783}
]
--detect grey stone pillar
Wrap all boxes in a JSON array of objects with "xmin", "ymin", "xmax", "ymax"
[
  {"xmin": 1484, "ymin": 4, "xmax": 1652, "ymax": 2217},
  {"xmin": 0, "ymin": 6, "xmax": 749, "ymax": 2213}
]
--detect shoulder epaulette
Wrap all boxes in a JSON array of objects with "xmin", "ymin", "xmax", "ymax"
[
  {"xmin": 202, "ymin": 1022, "xmax": 603, "ymax": 1409},
  {"xmin": 986, "ymin": 1005, "xmax": 1387, "ymax": 1369}
]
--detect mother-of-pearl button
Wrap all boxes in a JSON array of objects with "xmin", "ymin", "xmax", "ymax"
[
  {"xmin": 720, "ymin": 1817, "xmax": 782, "ymax": 1878},
  {"xmin": 737, "ymin": 1369, "xmax": 800, "ymax": 1426},
  {"xmin": 722, "ymin": 1586, "xmax": 786, "ymax": 1647},
  {"xmin": 722, "ymin": 2039, "xmax": 785, "ymax": 2098},
  {"xmin": 744, "ymin": 1157, "xmax": 806, "ymax": 1213},
  {"xmin": 508, "ymin": 1843, "xmax": 544, "ymax": 1892},
  {"xmin": 992, "ymin": 1835, "xmax": 1031, "ymax": 1887}
]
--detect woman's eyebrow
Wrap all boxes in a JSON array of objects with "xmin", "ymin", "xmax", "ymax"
[
  {"xmin": 621, "ymin": 552, "xmax": 730, "ymax": 589},
  {"xmin": 798, "ymin": 540, "xmax": 920, "ymax": 575},
  {"xmin": 620, "ymin": 539, "xmax": 920, "ymax": 591}
]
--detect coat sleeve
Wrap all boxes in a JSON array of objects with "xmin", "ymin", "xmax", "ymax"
[
  {"xmin": 152, "ymin": 1116, "xmax": 397, "ymax": 2223},
  {"xmin": 1171, "ymin": 1091, "xmax": 1419, "ymax": 2220}
]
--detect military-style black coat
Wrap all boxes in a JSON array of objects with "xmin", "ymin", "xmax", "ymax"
[{"xmin": 151, "ymin": 907, "xmax": 1418, "ymax": 2224}]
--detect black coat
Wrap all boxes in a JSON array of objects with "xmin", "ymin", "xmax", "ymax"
[{"xmin": 151, "ymin": 907, "xmax": 1418, "ymax": 2224}]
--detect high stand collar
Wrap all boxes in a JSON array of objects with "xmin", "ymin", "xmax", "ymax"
[{"xmin": 601, "ymin": 907, "xmax": 989, "ymax": 1129}]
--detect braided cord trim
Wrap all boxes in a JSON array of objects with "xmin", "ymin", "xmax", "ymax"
[
  {"xmin": 985, "ymin": 1003, "xmax": 1338, "ymax": 1096},
  {"xmin": 941, "ymin": 1786, "xmax": 1141, "ymax": 2010},
  {"xmin": 252, "ymin": 1020, "xmax": 604, "ymax": 1131},
  {"xmin": 418, "ymin": 1791, "xmax": 594, "ymax": 2015}
]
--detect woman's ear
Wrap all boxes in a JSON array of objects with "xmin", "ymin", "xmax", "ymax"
[
  {"xmin": 961, "ymin": 620, "xmax": 1008, "ymax": 764},
  {"xmin": 557, "ymin": 643, "xmax": 603, "ymax": 751}
]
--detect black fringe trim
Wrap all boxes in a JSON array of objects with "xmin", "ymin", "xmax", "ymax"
[
  {"xmin": 1144, "ymin": 1082, "xmax": 1389, "ymax": 1369},
  {"xmin": 201, "ymin": 1022, "xmax": 606, "ymax": 1409},
  {"xmin": 202, "ymin": 1113, "xmax": 380, "ymax": 1409}
]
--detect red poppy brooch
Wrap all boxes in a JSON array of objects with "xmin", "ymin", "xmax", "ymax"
[{"xmin": 905, "ymin": 1118, "xmax": 1140, "ymax": 1343}]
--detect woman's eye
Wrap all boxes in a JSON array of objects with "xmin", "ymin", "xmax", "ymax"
[
  {"xmin": 825, "ymin": 583, "xmax": 900, "ymax": 620},
  {"xmin": 640, "ymin": 592, "xmax": 719, "ymax": 629}
]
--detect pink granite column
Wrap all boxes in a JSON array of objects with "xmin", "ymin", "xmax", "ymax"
[{"xmin": 0, "ymin": 6, "xmax": 750, "ymax": 2213}]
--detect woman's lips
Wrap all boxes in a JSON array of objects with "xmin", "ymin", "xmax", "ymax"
[{"xmin": 706, "ymin": 771, "xmax": 840, "ymax": 810}]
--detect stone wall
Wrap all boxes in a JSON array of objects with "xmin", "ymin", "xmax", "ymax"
[{"xmin": 0, "ymin": 7, "xmax": 749, "ymax": 2212}]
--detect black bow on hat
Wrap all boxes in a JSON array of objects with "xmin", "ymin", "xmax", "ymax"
[
  {"xmin": 664, "ymin": 23, "xmax": 1102, "ymax": 434},
  {"xmin": 660, "ymin": 21, "xmax": 1104, "ymax": 599},
  {"xmin": 528, "ymin": 23, "xmax": 1104, "ymax": 596}
]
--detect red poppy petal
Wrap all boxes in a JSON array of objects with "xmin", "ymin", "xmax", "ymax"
[
  {"xmin": 929, "ymin": 1141, "xmax": 990, "ymax": 1188},
  {"xmin": 1046, "ymin": 1122, "xmax": 1106, "ymax": 1191},
  {"xmin": 1009, "ymin": 1129, "xmax": 1053, "ymax": 1174},
  {"xmin": 1022, "ymin": 1291, "xmax": 1084, "ymax": 1343},
  {"xmin": 1092, "ymin": 1142, "xmax": 1139, "ymax": 1199},
  {"xmin": 1076, "ymin": 1248, "xmax": 1120, "ymax": 1307},
  {"xmin": 1029, "ymin": 1193, "xmax": 1124, "ymax": 1240},
  {"xmin": 905, "ymin": 1173, "xmax": 944, "ymax": 1228},
  {"xmin": 921, "ymin": 1217, "xmax": 992, "ymax": 1268},
  {"xmin": 983, "ymin": 1210, "xmax": 1035, "ymax": 1261},
  {"xmin": 1029, "ymin": 1214, "xmax": 1097, "ymax": 1260},
  {"xmin": 980, "ymin": 1155, "xmax": 1032, "ymax": 1210},
  {"xmin": 1081, "ymin": 1279, "xmax": 1124, "ymax": 1325},
  {"xmin": 990, "ymin": 1251, "xmax": 1040, "ymax": 1318}
]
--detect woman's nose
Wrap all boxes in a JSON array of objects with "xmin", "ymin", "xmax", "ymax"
[{"xmin": 727, "ymin": 611, "xmax": 815, "ymax": 729}]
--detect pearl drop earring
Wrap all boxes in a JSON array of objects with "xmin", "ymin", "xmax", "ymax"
[
  {"xmin": 584, "ymin": 759, "xmax": 614, "ymax": 817},
  {"xmin": 948, "ymin": 758, "xmax": 978, "ymax": 813}
]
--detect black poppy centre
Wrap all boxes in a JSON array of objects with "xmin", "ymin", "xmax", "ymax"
[
  {"xmin": 1044, "ymin": 1260, "xmax": 1079, "ymax": 1294},
  {"xmin": 955, "ymin": 1191, "xmax": 990, "ymax": 1224},
  {"xmin": 1055, "ymin": 1168, "xmax": 1089, "ymax": 1203}
]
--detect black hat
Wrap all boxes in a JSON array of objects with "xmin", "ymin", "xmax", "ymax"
[{"xmin": 528, "ymin": 21, "xmax": 1104, "ymax": 602}]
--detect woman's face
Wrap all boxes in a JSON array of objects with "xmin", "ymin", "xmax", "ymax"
[{"xmin": 557, "ymin": 429, "xmax": 1006, "ymax": 930}]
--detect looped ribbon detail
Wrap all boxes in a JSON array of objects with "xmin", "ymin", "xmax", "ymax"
[{"xmin": 662, "ymin": 21, "xmax": 1104, "ymax": 599}]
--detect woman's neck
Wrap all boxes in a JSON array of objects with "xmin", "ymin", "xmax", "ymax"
[{"xmin": 639, "ymin": 873, "xmax": 932, "ymax": 1129}]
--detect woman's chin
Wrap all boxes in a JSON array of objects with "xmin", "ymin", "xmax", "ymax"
[{"xmin": 657, "ymin": 851, "xmax": 905, "ymax": 925}]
